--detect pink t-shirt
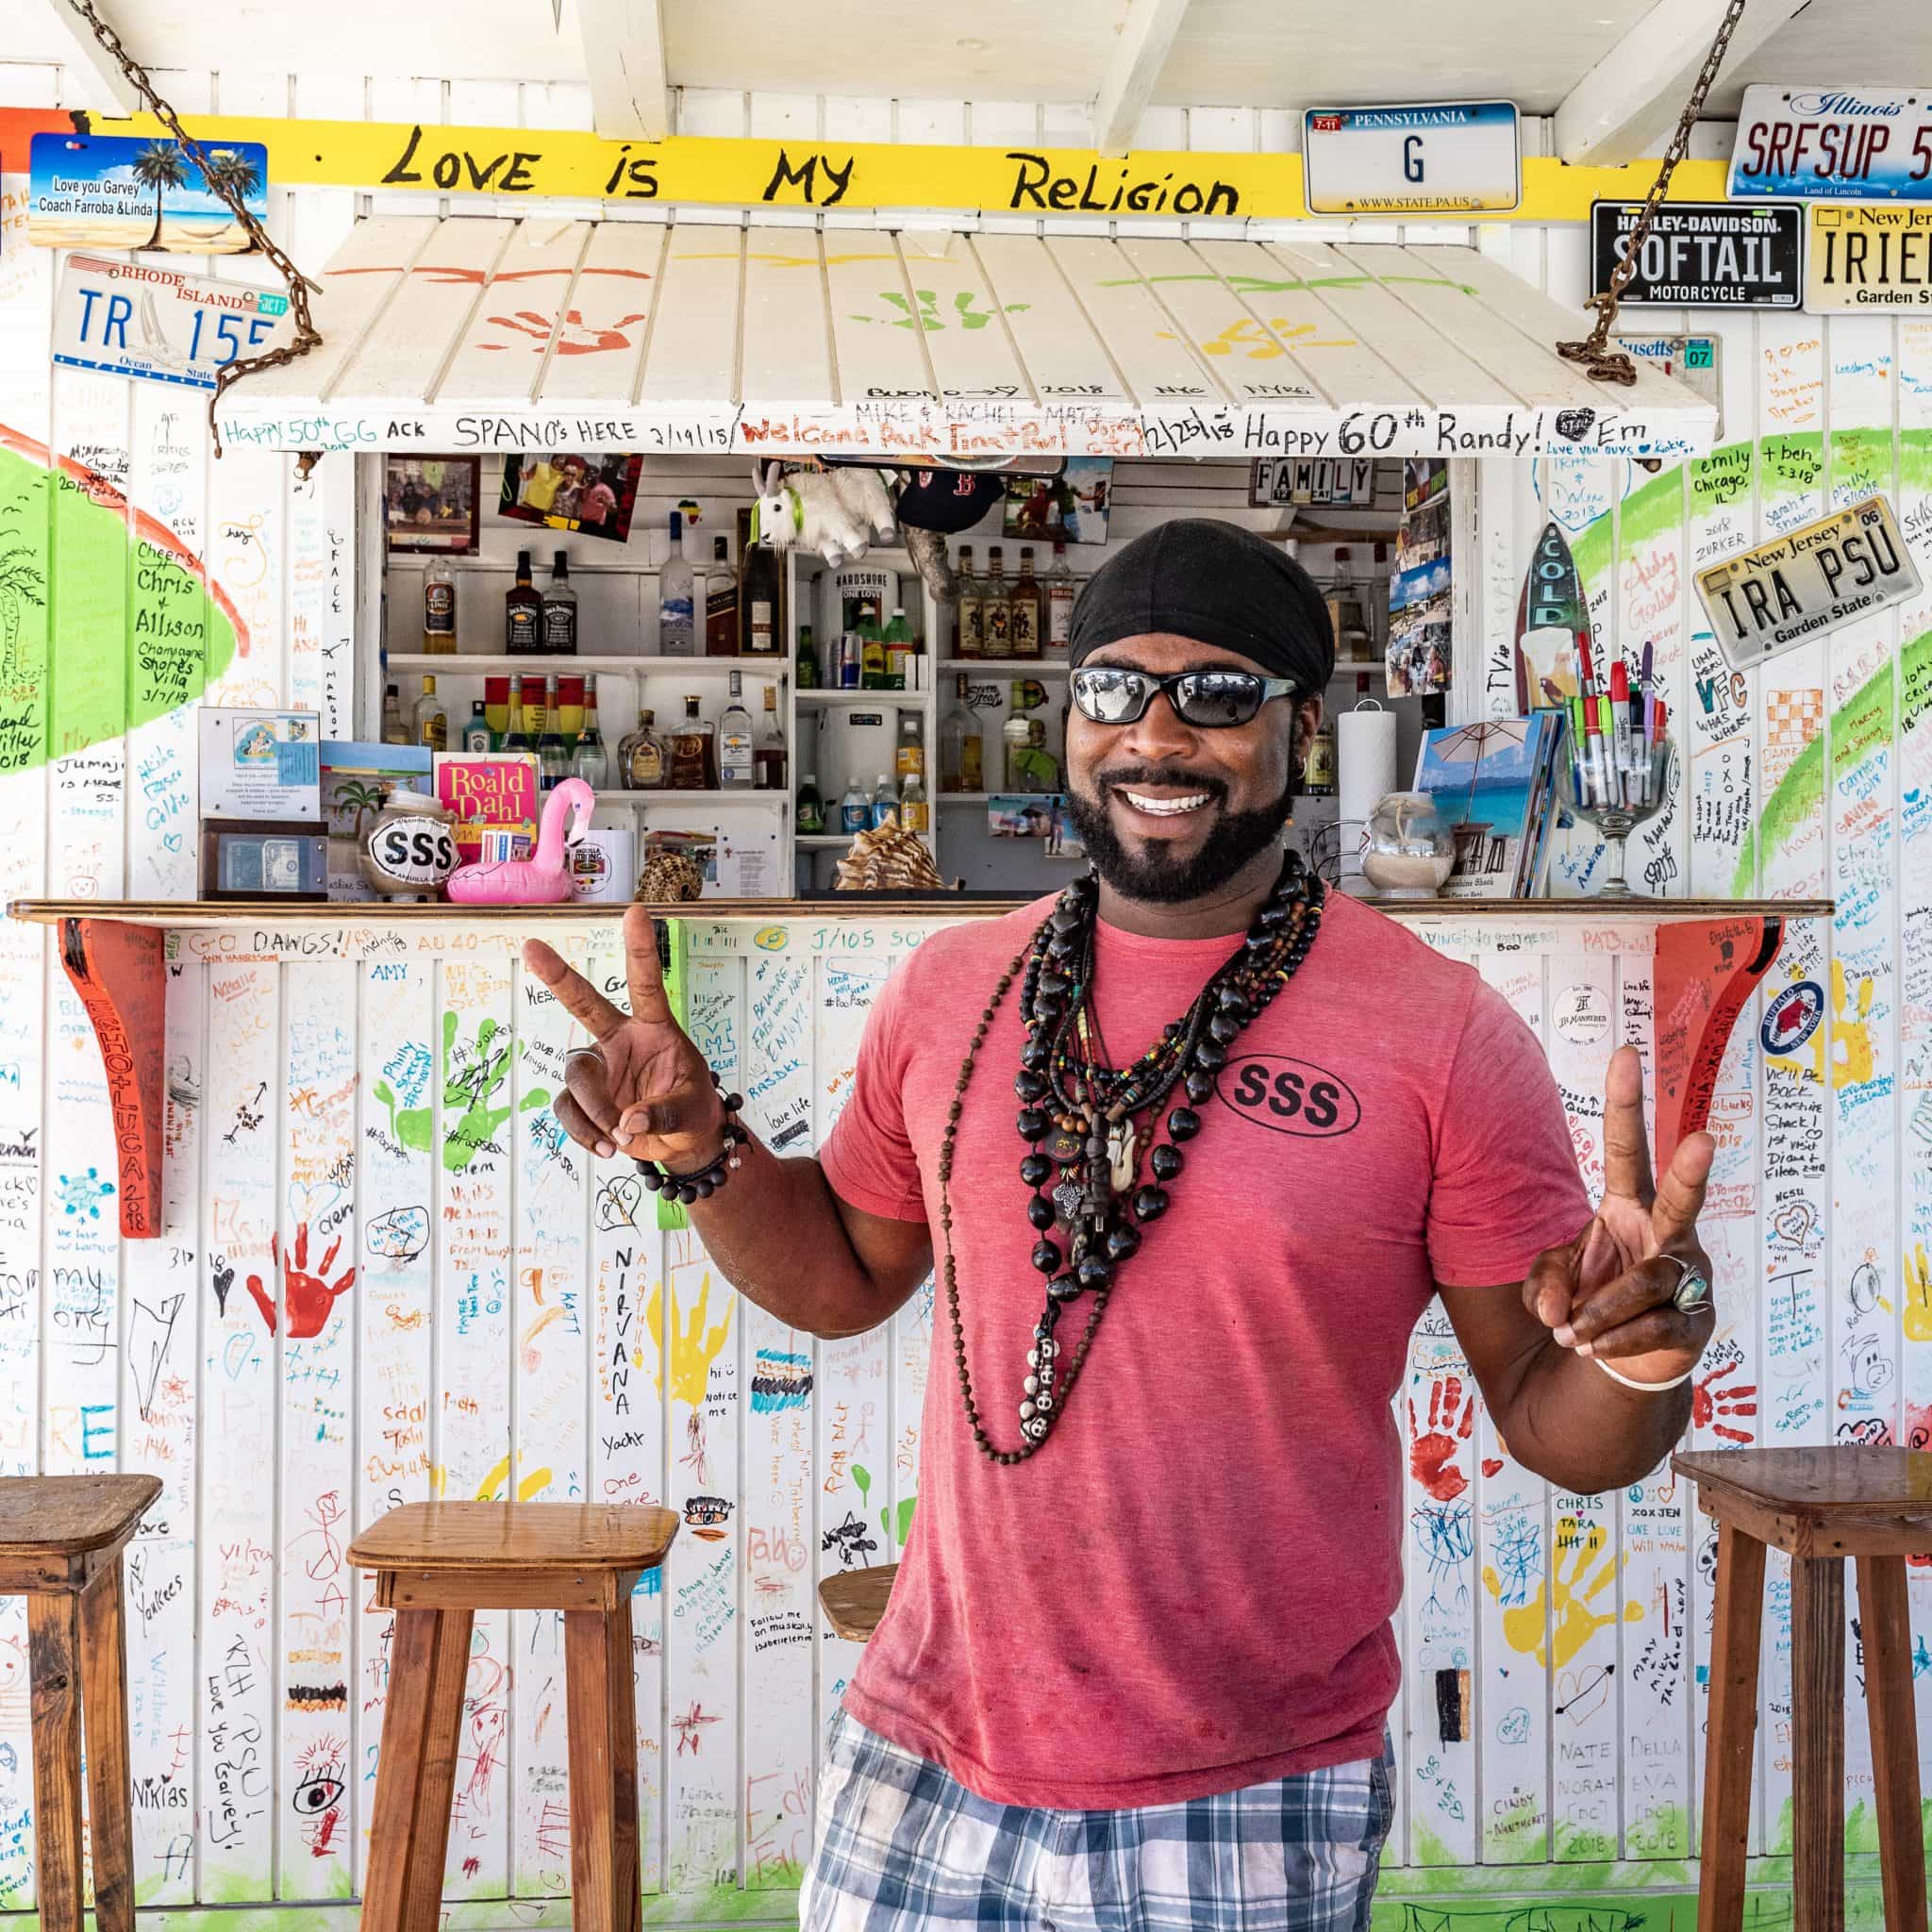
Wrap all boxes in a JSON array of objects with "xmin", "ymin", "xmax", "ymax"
[{"xmin": 821, "ymin": 890, "xmax": 1591, "ymax": 1808}]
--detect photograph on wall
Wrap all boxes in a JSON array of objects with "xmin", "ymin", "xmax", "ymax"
[
  {"xmin": 499, "ymin": 452, "xmax": 644, "ymax": 543},
  {"xmin": 384, "ymin": 457, "xmax": 481, "ymax": 555},
  {"xmin": 28, "ymin": 133, "xmax": 268, "ymax": 253},
  {"xmin": 1388, "ymin": 461, "xmax": 1452, "ymax": 698},
  {"xmin": 1004, "ymin": 458, "xmax": 1113, "ymax": 545}
]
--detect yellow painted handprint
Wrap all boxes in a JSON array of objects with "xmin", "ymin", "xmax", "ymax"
[
  {"xmin": 1907, "ymin": 1245, "xmax": 1932, "ymax": 1345},
  {"xmin": 1831, "ymin": 958, "xmax": 1876, "ymax": 1091},
  {"xmin": 645, "ymin": 1268, "xmax": 733, "ymax": 1406},
  {"xmin": 1482, "ymin": 1515, "xmax": 1641, "ymax": 1669}
]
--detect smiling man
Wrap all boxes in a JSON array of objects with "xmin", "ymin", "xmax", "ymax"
[{"xmin": 526, "ymin": 517, "xmax": 1717, "ymax": 1932}]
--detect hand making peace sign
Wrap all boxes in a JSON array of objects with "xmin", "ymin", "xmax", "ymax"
[
  {"xmin": 1524, "ymin": 1044, "xmax": 1716, "ymax": 1387},
  {"xmin": 523, "ymin": 904, "xmax": 728, "ymax": 1172}
]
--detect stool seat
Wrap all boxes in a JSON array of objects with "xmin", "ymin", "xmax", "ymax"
[
  {"xmin": 353, "ymin": 1499, "xmax": 677, "ymax": 1932},
  {"xmin": 346, "ymin": 1500, "xmax": 678, "ymax": 1572},
  {"xmin": 819, "ymin": 1562, "xmax": 897, "ymax": 1642},
  {"xmin": 1674, "ymin": 1446, "xmax": 1930, "ymax": 1932},
  {"xmin": 1, "ymin": 1474, "xmax": 156, "ymax": 1932},
  {"xmin": 0, "ymin": 1474, "xmax": 158, "ymax": 1559}
]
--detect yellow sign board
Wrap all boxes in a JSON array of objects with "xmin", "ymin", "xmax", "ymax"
[
  {"xmin": 1807, "ymin": 205, "xmax": 1932, "ymax": 312},
  {"xmin": 0, "ymin": 108, "xmax": 1731, "ymax": 226}
]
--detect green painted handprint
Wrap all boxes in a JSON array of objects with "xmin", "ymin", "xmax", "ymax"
[{"xmin": 373, "ymin": 1012, "xmax": 536, "ymax": 1173}]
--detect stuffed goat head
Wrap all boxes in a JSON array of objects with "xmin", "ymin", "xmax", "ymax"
[{"xmin": 752, "ymin": 461, "xmax": 897, "ymax": 566}]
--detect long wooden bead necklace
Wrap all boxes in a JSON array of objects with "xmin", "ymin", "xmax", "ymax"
[{"xmin": 937, "ymin": 853, "xmax": 1324, "ymax": 1465}]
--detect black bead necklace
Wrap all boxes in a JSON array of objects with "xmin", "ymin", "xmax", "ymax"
[{"xmin": 936, "ymin": 851, "xmax": 1324, "ymax": 1464}]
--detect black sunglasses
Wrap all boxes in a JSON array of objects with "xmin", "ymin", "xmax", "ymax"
[{"xmin": 1070, "ymin": 666, "xmax": 1302, "ymax": 729}]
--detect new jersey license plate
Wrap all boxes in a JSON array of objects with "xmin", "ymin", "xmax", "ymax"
[
  {"xmin": 53, "ymin": 254, "xmax": 291, "ymax": 391},
  {"xmin": 1694, "ymin": 494, "xmax": 1922, "ymax": 672}
]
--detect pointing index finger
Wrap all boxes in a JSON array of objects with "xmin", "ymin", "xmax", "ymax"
[
  {"xmin": 1600, "ymin": 1043, "xmax": 1656, "ymax": 1207},
  {"xmin": 623, "ymin": 904, "xmax": 675, "ymax": 1025}
]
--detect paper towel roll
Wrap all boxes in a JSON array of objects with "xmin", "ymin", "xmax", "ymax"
[{"xmin": 1337, "ymin": 705, "xmax": 1398, "ymax": 858}]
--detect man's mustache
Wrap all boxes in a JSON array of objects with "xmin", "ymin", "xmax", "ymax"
[{"xmin": 1089, "ymin": 765, "xmax": 1229, "ymax": 802}]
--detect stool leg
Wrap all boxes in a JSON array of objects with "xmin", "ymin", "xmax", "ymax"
[
  {"xmin": 1699, "ymin": 1522, "xmax": 1767, "ymax": 1932},
  {"xmin": 26, "ymin": 1592, "xmax": 86, "ymax": 1932},
  {"xmin": 565, "ymin": 1602, "xmax": 640, "ymax": 1932},
  {"xmin": 78, "ymin": 1558, "xmax": 136, "ymax": 1932},
  {"xmin": 1855, "ymin": 1555, "xmax": 1926, "ymax": 1932},
  {"xmin": 363, "ymin": 1607, "xmax": 473, "ymax": 1932},
  {"xmin": 1791, "ymin": 1556, "xmax": 1846, "ymax": 1932}
]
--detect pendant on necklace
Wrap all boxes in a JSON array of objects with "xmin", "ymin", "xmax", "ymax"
[
  {"xmin": 1046, "ymin": 1124, "xmax": 1086, "ymax": 1164},
  {"xmin": 1051, "ymin": 1177, "xmax": 1084, "ymax": 1226},
  {"xmin": 1109, "ymin": 1121, "xmax": 1137, "ymax": 1192}
]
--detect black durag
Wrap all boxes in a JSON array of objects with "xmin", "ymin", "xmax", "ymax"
[{"xmin": 1068, "ymin": 517, "xmax": 1335, "ymax": 688}]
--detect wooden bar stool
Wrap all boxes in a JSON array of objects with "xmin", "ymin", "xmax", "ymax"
[
  {"xmin": 347, "ymin": 1502, "xmax": 677, "ymax": 1932},
  {"xmin": 818, "ymin": 1562, "xmax": 897, "ymax": 1642},
  {"xmin": 1, "ymin": 1474, "xmax": 159, "ymax": 1932},
  {"xmin": 1675, "ymin": 1447, "xmax": 1932, "ymax": 1932}
]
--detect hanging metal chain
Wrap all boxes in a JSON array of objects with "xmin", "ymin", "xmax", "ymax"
[
  {"xmin": 1558, "ymin": 0, "xmax": 1748, "ymax": 386},
  {"xmin": 59, "ymin": 0, "xmax": 324, "ymax": 458}
]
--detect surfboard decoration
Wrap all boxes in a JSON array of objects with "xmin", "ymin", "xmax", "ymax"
[{"xmin": 1514, "ymin": 519, "xmax": 1589, "ymax": 712}]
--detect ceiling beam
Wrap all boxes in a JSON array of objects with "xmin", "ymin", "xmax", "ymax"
[
  {"xmin": 1555, "ymin": 0, "xmax": 1810, "ymax": 166},
  {"xmin": 1093, "ymin": 0, "xmax": 1193, "ymax": 156},
  {"xmin": 37, "ymin": 0, "xmax": 143, "ymax": 116},
  {"xmin": 576, "ymin": 0, "xmax": 670, "ymax": 142}
]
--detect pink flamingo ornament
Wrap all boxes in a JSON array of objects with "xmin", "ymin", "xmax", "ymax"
[{"xmin": 446, "ymin": 776, "xmax": 595, "ymax": 905}]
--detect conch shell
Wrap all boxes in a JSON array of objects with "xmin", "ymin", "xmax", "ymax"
[
  {"xmin": 835, "ymin": 813, "xmax": 945, "ymax": 892},
  {"xmin": 635, "ymin": 851, "xmax": 706, "ymax": 903}
]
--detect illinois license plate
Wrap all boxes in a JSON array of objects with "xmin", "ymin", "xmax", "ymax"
[
  {"xmin": 1694, "ymin": 494, "xmax": 1922, "ymax": 671},
  {"xmin": 52, "ymin": 254, "xmax": 291, "ymax": 391}
]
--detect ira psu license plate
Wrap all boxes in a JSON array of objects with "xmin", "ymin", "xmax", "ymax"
[{"xmin": 1694, "ymin": 494, "xmax": 1921, "ymax": 672}]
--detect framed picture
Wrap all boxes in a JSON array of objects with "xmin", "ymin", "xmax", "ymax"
[
  {"xmin": 500, "ymin": 452, "xmax": 644, "ymax": 544},
  {"xmin": 384, "ymin": 456, "xmax": 480, "ymax": 555},
  {"xmin": 1004, "ymin": 458, "xmax": 1112, "ymax": 545}
]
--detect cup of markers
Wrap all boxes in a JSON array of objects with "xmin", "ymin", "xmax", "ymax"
[{"xmin": 1556, "ymin": 647, "xmax": 1674, "ymax": 900}]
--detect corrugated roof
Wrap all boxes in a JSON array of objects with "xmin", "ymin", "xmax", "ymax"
[{"xmin": 217, "ymin": 216, "xmax": 1717, "ymax": 461}]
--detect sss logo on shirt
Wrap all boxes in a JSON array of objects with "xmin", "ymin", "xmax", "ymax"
[{"xmin": 1216, "ymin": 1053, "xmax": 1360, "ymax": 1138}]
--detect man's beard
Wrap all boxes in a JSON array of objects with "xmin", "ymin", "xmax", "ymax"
[{"xmin": 1062, "ymin": 767, "xmax": 1296, "ymax": 905}]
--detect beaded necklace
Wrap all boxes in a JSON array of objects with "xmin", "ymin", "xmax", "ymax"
[{"xmin": 936, "ymin": 851, "xmax": 1324, "ymax": 1465}]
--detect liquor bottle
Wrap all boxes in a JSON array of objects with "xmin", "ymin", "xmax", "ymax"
[
  {"xmin": 941, "ymin": 674, "xmax": 983, "ymax": 792},
  {"xmin": 797, "ymin": 772, "xmax": 824, "ymax": 834},
  {"xmin": 858, "ymin": 604, "xmax": 887, "ymax": 690},
  {"xmin": 501, "ymin": 675, "xmax": 536, "ymax": 754},
  {"xmin": 506, "ymin": 549, "xmax": 541, "ymax": 654},
  {"xmin": 981, "ymin": 546, "xmax": 1012, "ymax": 658},
  {"xmin": 541, "ymin": 552, "xmax": 578, "ymax": 655},
  {"xmin": 414, "ymin": 675, "xmax": 447, "ymax": 751},
  {"xmin": 796, "ymin": 621, "xmax": 818, "ymax": 690},
  {"xmin": 667, "ymin": 694, "xmax": 717, "ymax": 790},
  {"xmin": 1003, "ymin": 703, "xmax": 1032, "ymax": 791},
  {"xmin": 754, "ymin": 684, "xmax": 787, "ymax": 791},
  {"xmin": 573, "ymin": 674, "xmax": 609, "ymax": 789},
  {"xmin": 740, "ymin": 527, "xmax": 780, "ymax": 656},
  {"xmin": 869, "ymin": 772, "xmax": 900, "ymax": 828},
  {"xmin": 381, "ymin": 681, "xmax": 408, "ymax": 746},
  {"xmin": 840, "ymin": 780, "xmax": 869, "ymax": 835},
  {"xmin": 554, "ymin": 674, "xmax": 585, "ymax": 741},
  {"xmin": 1009, "ymin": 547, "xmax": 1043, "ymax": 658},
  {"xmin": 658, "ymin": 511, "xmax": 695, "ymax": 656},
  {"xmin": 895, "ymin": 710, "xmax": 924, "ymax": 783},
  {"xmin": 883, "ymin": 608, "xmax": 914, "ymax": 691},
  {"xmin": 461, "ymin": 699, "xmax": 491, "ymax": 753},
  {"xmin": 955, "ymin": 545, "xmax": 984, "ymax": 658},
  {"xmin": 536, "ymin": 676, "xmax": 572, "ymax": 791},
  {"xmin": 620, "ymin": 708, "xmax": 664, "ymax": 791},
  {"xmin": 705, "ymin": 536, "xmax": 739, "ymax": 657},
  {"xmin": 899, "ymin": 771, "xmax": 928, "ymax": 835},
  {"xmin": 424, "ymin": 560, "xmax": 457, "ymax": 654},
  {"xmin": 1304, "ymin": 716, "xmax": 1339, "ymax": 796},
  {"xmin": 1325, "ymin": 547, "xmax": 1368, "ymax": 665},
  {"xmin": 1045, "ymin": 541, "xmax": 1077, "ymax": 655},
  {"xmin": 719, "ymin": 670, "xmax": 755, "ymax": 788}
]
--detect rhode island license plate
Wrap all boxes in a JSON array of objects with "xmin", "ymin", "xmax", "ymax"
[
  {"xmin": 1693, "ymin": 494, "xmax": 1922, "ymax": 672},
  {"xmin": 53, "ymin": 253, "xmax": 292, "ymax": 391}
]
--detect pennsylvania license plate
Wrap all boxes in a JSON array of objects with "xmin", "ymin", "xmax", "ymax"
[
  {"xmin": 1694, "ymin": 494, "xmax": 1922, "ymax": 672},
  {"xmin": 52, "ymin": 254, "xmax": 291, "ymax": 391}
]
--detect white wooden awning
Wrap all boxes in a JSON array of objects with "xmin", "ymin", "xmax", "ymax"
[{"xmin": 217, "ymin": 216, "xmax": 1717, "ymax": 463}]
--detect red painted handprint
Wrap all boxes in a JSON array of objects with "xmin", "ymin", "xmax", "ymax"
[
  {"xmin": 1691, "ymin": 1359, "xmax": 1757, "ymax": 1445},
  {"xmin": 1409, "ymin": 1374, "xmax": 1476, "ymax": 1502},
  {"xmin": 479, "ymin": 308, "xmax": 649, "ymax": 356},
  {"xmin": 245, "ymin": 1224, "xmax": 356, "ymax": 1339}
]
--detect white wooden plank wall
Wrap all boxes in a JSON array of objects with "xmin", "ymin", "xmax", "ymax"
[{"xmin": 0, "ymin": 57, "xmax": 1928, "ymax": 1922}]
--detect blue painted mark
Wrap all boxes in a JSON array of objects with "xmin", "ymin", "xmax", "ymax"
[{"xmin": 750, "ymin": 1348, "xmax": 813, "ymax": 1413}]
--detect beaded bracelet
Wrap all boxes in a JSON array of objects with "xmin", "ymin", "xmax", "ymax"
[{"xmin": 637, "ymin": 1069, "xmax": 748, "ymax": 1204}]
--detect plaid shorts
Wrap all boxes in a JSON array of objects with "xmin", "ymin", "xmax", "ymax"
[{"xmin": 799, "ymin": 1707, "xmax": 1394, "ymax": 1932}]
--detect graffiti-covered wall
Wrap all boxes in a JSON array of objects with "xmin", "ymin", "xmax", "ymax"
[{"xmin": 0, "ymin": 58, "xmax": 1927, "ymax": 1932}]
